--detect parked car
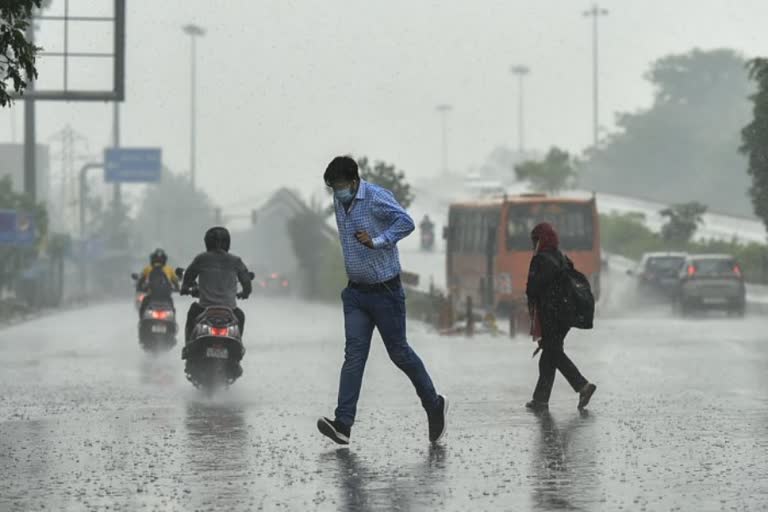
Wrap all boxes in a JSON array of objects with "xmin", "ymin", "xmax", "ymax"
[
  {"xmin": 629, "ymin": 252, "xmax": 688, "ymax": 298},
  {"xmin": 675, "ymin": 254, "xmax": 746, "ymax": 316}
]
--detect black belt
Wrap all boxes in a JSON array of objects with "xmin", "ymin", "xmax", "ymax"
[{"xmin": 348, "ymin": 275, "xmax": 401, "ymax": 292}]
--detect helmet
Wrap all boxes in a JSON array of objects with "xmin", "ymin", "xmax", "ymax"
[
  {"xmin": 204, "ymin": 226, "xmax": 230, "ymax": 252},
  {"xmin": 150, "ymin": 248, "xmax": 167, "ymax": 266}
]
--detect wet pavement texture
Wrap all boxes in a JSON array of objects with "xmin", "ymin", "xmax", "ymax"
[{"xmin": 1, "ymin": 297, "xmax": 767, "ymax": 511}]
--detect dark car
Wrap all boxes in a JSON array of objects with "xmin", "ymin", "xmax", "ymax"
[
  {"xmin": 629, "ymin": 252, "xmax": 687, "ymax": 298},
  {"xmin": 676, "ymin": 254, "xmax": 746, "ymax": 317}
]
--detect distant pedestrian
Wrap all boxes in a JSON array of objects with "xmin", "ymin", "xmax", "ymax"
[
  {"xmin": 525, "ymin": 222, "xmax": 597, "ymax": 411},
  {"xmin": 317, "ymin": 156, "xmax": 448, "ymax": 445}
]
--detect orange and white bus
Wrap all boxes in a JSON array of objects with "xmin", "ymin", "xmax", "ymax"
[{"xmin": 444, "ymin": 194, "xmax": 601, "ymax": 321}]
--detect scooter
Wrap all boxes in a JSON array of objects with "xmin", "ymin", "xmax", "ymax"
[
  {"xmin": 131, "ymin": 273, "xmax": 178, "ymax": 352},
  {"xmin": 176, "ymin": 267, "xmax": 252, "ymax": 392}
]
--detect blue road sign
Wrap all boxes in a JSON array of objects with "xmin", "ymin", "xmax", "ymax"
[
  {"xmin": 104, "ymin": 148, "xmax": 162, "ymax": 183},
  {"xmin": 0, "ymin": 209, "xmax": 36, "ymax": 246}
]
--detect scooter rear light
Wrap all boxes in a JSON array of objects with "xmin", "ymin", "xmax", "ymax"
[
  {"xmin": 151, "ymin": 310, "xmax": 171, "ymax": 320},
  {"xmin": 211, "ymin": 327, "xmax": 229, "ymax": 337},
  {"xmin": 687, "ymin": 265, "xmax": 696, "ymax": 277},
  {"xmin": 733, "ymin": 265, "xmax": 742, "ymax": 277}
]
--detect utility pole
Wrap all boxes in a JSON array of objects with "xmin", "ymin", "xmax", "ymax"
[
  {"xmin": 435, "ymin": 104, "xmax": 452, "ymax": 175},
  {"xmin": 23, "ymin": 24, "xmax": 36, "ymax": 201},
  {"xmin": 112, "ymin": 102, "xmax": 121, "ymax": 208},
  {"xmin": 583, "ymin": 4, "xmax": 609, "ymax": 147},
  {"xmin": 510, "ymin": 65, "xmax": 530, "ymax": 154},
  {"xmin": 48, "ymin": 125, "xmax": 90, "ymax": 231},
  {"xmin": 182, "ymin": 24, "xmax": 205, "ymax": 189},
  {"xmin": 10, "ymin": 108, "xmax": 17, "ymax": 143}
]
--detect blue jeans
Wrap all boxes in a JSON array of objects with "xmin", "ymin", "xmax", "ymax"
[{"xmin": 334, "ymin": 286, "xmax": 440, "ymax": 427}]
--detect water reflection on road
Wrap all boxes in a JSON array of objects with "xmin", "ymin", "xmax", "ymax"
[{"xmin": 322, "ymin": 444, "xmax": 448, "ymax": 512}]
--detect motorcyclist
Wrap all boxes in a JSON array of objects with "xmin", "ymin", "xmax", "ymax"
[
  {"xmin": 137, "ymin": 248, "xmax": 179, "ymax": 317},
  {"xmin": 180, "ymin": 227, "xmax": 252, "ymax": 344},
  {"xmin": 420, "ymin": 214, "xmax": 435, "ymax": 249}
]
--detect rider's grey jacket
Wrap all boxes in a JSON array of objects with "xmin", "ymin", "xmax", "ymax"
[{"xmin": 182, "ymin": 249, "xmax": 252, "ymax": 308}]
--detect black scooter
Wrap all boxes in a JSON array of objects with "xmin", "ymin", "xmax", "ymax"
[
  {"xmin": 131, "ymin": 273, "xmax": 178, "ymax": 353},
  {"xmin": 176, "ymin": 267, "xmax": 252, "ymax": 392}
]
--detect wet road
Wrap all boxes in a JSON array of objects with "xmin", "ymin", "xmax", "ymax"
[{"xmin": 1, "ymin": 296, "xmax": 767, "ymax": 511}]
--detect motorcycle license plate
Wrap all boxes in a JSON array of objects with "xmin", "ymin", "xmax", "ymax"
[
  {"xmin": 151, "ymin": 324, "xmax": 167, "ymax": 333},
  {"xmin": 206, "ymin": 347, "xmax": 228, "ymax": 359}
]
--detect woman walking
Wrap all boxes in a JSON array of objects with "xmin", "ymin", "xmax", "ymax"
[{"xmin": 525, "ymin": 222, "xmax": 597, "ymax": 411}]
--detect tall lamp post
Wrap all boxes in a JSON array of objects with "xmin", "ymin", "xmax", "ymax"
[
  {"xmin": 182, "ymin": 23, "xmax": 205, "ymax": 189},
  {"xmin": 583, "ymin": 4, "xmax": 608, "ymax": 147},
  {"xmin": 510, "ymin": 65, "xmax": 530, "ymax": 154},
  {"xmin": 435, "ymin": 104, "xmax": 452, "ymax": 175}
]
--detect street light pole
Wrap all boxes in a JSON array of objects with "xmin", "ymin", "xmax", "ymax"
[
  {"xmin": 112, "ymin": 102, "xmax": 121, "ymax": 209},
  {"xmin": 583, "ymin": 4, "xmax": 608, "ymax": 147},
  {"xmin": 435, "ymin": 104, "xmax": 452, "ymax": 175},
  {"xmin": 182, "ymin": 24, "xmax": 205, "ymax": 189},
  {"xmin": 510, "ymin": 65, "xmax": 530, "ymax": 154}
]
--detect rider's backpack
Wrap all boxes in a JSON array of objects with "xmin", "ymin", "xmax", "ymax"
[
  {"xmin": 147, "ymin": 266, "xmax": 173, "ymax": 298},
  {"xmin": 540, "ymin": 252, "xmax": 595, "ymax": 330}
]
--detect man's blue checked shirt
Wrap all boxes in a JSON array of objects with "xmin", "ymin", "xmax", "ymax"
[{"xmin": 332, "ymin": 180, "xmax": 415, "ymax": 284}]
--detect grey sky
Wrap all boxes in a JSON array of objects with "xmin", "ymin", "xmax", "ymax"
[{"xmin": 2, "ymin": 0, "xmax": 767, "ymax": 211}]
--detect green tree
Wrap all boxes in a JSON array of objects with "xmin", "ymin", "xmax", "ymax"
[
  {"xmin": 514, "ymin": 146, "xmax": 576, "ymax": 194},
  {"xmin": 357, "ymin": 156, "xmax": 414, "ymax": 208},
  {"xmin": 0, "ymin": 0, "xmax": 42, "ymax": 106},
  {"xmin": 659, "ymin": 201, "xmax": 707, "ymax": 244},
  {"xmin": 599, "ymin": 212, "xmax": 663, "ymax": 259},
  {"xmin": 581, "ymin": 49, "xmax": 753, "ymax": 216},
  {"xmin": 134, "ymin": 170, "xmax": 216, "ymax": 262},
  {"xmin": 741, "ymin": 58, "xmax": 768, "ymax": 230}
]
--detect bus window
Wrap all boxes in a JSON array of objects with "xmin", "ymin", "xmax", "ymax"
[{"xmin": 506, "ymin": 203, "xmax": 594, "ymax": 251}]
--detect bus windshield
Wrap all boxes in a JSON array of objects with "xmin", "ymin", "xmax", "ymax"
[{"xmin": 506, "ymin": 202, "xmax": 594, "ymax": 251}]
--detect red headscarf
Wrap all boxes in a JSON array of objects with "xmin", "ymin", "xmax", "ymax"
[
  {"xmin": 529, "ymin": 222, "xmax": 559, "ymax": 348},
  {"xmin": 531, "ymin": 222, "xmax": 559, "ymax": 253}
]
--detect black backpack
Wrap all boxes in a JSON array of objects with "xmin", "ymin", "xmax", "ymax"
[
  {"xmin": 540, "ymin": 252, "xmax": 595, "ymax": 330},
  {"xmin": 147, "ymin": 266, "xmax": 173, "ymax": 298}
]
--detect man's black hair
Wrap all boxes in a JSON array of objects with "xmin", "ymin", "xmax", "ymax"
[{"xmin": 324, "ymin": 156, "xmax": 359, "ymax": 186}]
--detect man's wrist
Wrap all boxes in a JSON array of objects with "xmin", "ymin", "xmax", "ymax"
[{"xmin": 371, "ymin": 236, "xmax": 387, "ymax": 249}]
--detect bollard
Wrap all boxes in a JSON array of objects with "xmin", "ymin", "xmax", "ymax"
[
  {"xmin": 466, "ymin": 295, "xmax": 474, "ymax": 337},
  {"xmin": 508, "ymin": 304, "xmax": 517, "ymax": 338}
]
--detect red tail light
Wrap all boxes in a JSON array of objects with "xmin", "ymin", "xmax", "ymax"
[
  {"xmin": 271, "ymin": 272, "xmax": 279, "ymax": 279},
  {"xmin": 151, "ymin": 310, "xmax": 170, "ymax": 320},
  {"xmin": 733, "ymin": 265, "xmax": 742, "ymax": 277},
  {"xmin": 211, "ymin": 327, "xmax": 228, "ymax": 337},
  {"xmin": 687, "ymin": 265, "xmax": 696, "ymax": 277},
  {"xmin": 281, "ymin": 280, "xmax": 289, "ymax": 287}
]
